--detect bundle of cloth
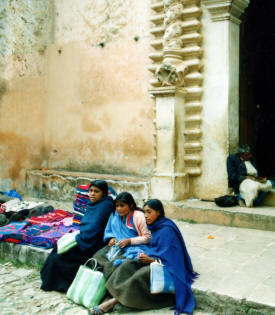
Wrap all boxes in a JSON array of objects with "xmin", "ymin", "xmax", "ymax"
[{"xmin": 0, "ymin": 199, "xmax": 54, "ymax": 227}]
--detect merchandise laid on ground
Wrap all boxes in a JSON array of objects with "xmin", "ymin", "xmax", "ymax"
[
  {"xmin": 1, "ymin": 193, "xmax": 275, "ymax": 314},
  {"xmin": 0, "ymin": 185, "xmax": 117, "ymax": 250}
]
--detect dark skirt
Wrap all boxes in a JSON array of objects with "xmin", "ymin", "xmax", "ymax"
[
  {"xmin": 93, "ymin": 246, "xmax": 175, "ymax": 310},
  {"xmin": 40, "ymin": 245, "xmax": 95, "ymax": 292},
  {"xmin": 93, "ymin": 245, "xmax": 124, "ymax": 279}
]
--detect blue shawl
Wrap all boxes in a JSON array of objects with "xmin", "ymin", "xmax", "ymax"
[
  {"xmin": 104, "ymin": 211, "xmax": 147, "ymax": 264},
  {"xmin": 145, "ymin": 217, "xmax": 198, "ymax": 315},
  {"xmin": 104, "ymin": 211, "xmax": 138, "ymax": 242},
  {"xmin": 76, "ymin": 196, "xmax": 114, "ymax": 251}
]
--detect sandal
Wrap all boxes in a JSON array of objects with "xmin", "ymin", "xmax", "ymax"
[{"xmin": 87, "ymin": 306, "xmax": 105, "ymax": 315}]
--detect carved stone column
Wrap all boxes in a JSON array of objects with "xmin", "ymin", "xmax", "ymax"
[
  {"xmin": 150, "ymin": 87, "xmax": 189, "ymax": 201},
  {"xmin": 149, "ymin": 0, "xmax": 203, "ymax": 200},
  {"xmin": 202, "ymin": 0, "xmax": 249, "ymax": 153},
  {"xmin": 190, "ymin": 0, "xmax": 249, "ymax": 198}
]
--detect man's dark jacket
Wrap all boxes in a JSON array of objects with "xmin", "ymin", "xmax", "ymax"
[{"xmin": 226, "ymin": 154, "xmax": 252, "ymax": 193}]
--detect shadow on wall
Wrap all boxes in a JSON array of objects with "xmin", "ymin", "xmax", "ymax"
[{"xmin": 0, "ymin": 79, "xmax": 7, "ymax": 101}]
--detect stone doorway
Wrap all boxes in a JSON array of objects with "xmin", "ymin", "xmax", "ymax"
[{"xmin": 239, "ymin": 0, "xmax": 275, "ymax": 177}]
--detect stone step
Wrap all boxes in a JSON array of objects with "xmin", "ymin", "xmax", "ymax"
[
  {"xmin": 262, "ymin": 190, "xmax": 275, "ymax": 206},
  {"xmin": 165, "ymin": 199, "xmax": 275, "ymax": 232},
  {"xmin": 25, "ymin": 170, "xmax": 275, "ymax": 231},
  {"xmin": 25, "ymin": 169, "xmax": 150, "ymax": 203},
  {"xmin": 1, "ymin": 219, "xmax": 275, "ymax": 314}
]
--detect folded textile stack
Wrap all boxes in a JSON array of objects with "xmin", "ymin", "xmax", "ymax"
[
  {"xmin": 73, "ymin": 184, "xmax": 90, "ymax": 225},
  {"xmin": 72, "ymin": 184, "xmax": 117, "ymax": 225}
]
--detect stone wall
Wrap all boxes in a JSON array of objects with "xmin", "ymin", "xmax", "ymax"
[
  {"xmin": 0, "ymin": 0, "xmax": 155, "ymax": 193},
  {"xmin": 44, "ymin": 0, "xmax": 154, "ymax": 176},
  {"xmin": 0, "ymin": 0, "xmax": 53, "ymax": 191}
]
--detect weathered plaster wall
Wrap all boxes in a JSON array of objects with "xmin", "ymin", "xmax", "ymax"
[
  {"xmin": 44, "ymin": 0, "xmax": 154, "ymax": 176},
  {"xmin": 0, "ymin": 0, "xmax": 53, "ymax": 191},
  {"xmin": 0, "ymin": 0, "xmax": 154, "ymax": 192}
]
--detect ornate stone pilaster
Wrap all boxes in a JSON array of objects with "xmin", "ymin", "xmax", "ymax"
[
  {"xmin": 149, "ymin": 0, "xmax": 203, "ymax": 200},
  {"xmin": 202, "ymin": 0, "xmax": 249, "ymax": 24},
  {"xmin": 202, "ymin": 0, "xmax": 249, "ymax": 155},
  {"xmin": 188, "ymin": 0, "xmax": 250, "ymax": 198}
]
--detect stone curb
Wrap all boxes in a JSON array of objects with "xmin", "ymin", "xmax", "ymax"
[
  {"xmin": 194, "ymin": 288, "xmax": 275, "ymax": 315},
  {"xmin": 0, "ymin": 242, "xmax": 50, "ymax": 267}
]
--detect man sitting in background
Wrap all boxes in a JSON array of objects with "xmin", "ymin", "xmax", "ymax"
[{"xmin": 226, "ymin": 144, "xmax": 274, "ymax": 207}]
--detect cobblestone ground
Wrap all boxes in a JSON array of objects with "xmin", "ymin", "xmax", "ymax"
[{"xmin": 0, "ymin": 261, "xmax": 210, "ymax": 315}]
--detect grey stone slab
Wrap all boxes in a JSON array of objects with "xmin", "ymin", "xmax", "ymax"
[
  {"xmin": 248, "ymin": 283, "xmax": 275, "ymax": 308},
  {"xmin": 260, "ymin": 242, "xmax": 275, "ymax": 258},
  {"xmin": 187, "ymin": 246, "xmax": 209, "ymax": 259},
  {"xmin": 240, "ymin": 256, "xmax": 275, "ymax": 279},
  {"xmin": 199, "ymin": 246, "xmax": 233, "ymax": 260},
  {"xmin": 263, "ymin": 270, "xmax": 275, "ymax": 287}
]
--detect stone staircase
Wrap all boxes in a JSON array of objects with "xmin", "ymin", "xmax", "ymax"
[
  {"xmin": 25, "ymin": 169, "xmax": 150, "ymax": 203},
  {"xmin": 164, "ymin": 199, "xmax": 275, "ymax": 232}
]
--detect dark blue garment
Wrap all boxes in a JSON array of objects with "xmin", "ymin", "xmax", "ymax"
[
  {"xmin": 76, "ymin": 196, "xmax": 114, "ymax": 251},
  {"xmin": 146, "ymin": 217, "xmax": 198, "ymax": 315}
]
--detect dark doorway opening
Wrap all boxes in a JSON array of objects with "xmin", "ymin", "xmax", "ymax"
[{"xmin": 240, "ymin": 0, "xmax": 275, "ymax": 177}]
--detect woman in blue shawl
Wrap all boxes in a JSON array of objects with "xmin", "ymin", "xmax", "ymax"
[
  {"xmin": 40, "ymin": 180, "xmax": 114, "ymax": 292},
  {"xmin": 89, "ymin": 199, "xmax": 198, "ymax": 315},
  {"xmin": 90, "ymin": 192, "xmax": 151, "ymax": 296}
]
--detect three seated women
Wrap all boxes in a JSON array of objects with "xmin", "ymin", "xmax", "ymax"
[{"xmin": 40, "ymin": 181, "xmax": 198, "ymax": 314}]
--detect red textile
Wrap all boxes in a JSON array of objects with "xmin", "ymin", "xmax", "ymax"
[
  {"xmin": 27, "ymin": 209, "xmax": 72, "ymax": 225},
  {"xmin": 4, "ymin": 238, "xmax": 20, "ymax": 244}
]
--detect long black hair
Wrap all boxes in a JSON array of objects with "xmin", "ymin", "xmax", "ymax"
[
  {"xmin": 115, "ymin": 191, "xmax": 146, "ymax": 212},
  {"xmin": 143, "ymin": 199, "xmax": 165, "ymax": 218},
  {"xmin": 115, "ymin": 192, "xmax": 137, "ymax": 210},
  {"xmin": 89, "ymin": 180, "xmax": 108, "ymax": 196}
]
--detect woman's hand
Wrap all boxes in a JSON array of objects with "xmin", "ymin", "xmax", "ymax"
[
  {"xmin": 138, "ymin": 253, "xmax": 155, "ymax": 264},
  {"xmin": 118, "ymin": 238, "xmax": 131, "ymax": 248},
  {"xmin": 108, "ymin": 238, "xmax": 117, "ymax": 246}
]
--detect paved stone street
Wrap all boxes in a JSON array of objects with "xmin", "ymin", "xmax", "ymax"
[{"xmin": 0, "ymin": 261, "xmax": 209, "ymax": 315}]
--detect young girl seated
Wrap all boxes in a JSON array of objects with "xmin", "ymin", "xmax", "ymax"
[
  {"xmin": 92, "ymin": 192, "xmax": 151, "ymax": 279},
  {"xmin": 104, "ymin": 191, "xmax": 151, "ymax": 249}
]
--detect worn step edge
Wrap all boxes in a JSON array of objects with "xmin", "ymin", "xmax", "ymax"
[
  {"xmin": 164, "ymin": 201, "xmax": 275, "ymax": 232},
  {"xmin": 194, "ymin": 288, "xmax": 275, "ymax": 314}
]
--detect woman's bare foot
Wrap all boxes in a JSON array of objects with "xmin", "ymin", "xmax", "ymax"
[{"xmin": 88, "ymin": 298, "xmax": 118, "ymax": 314}]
